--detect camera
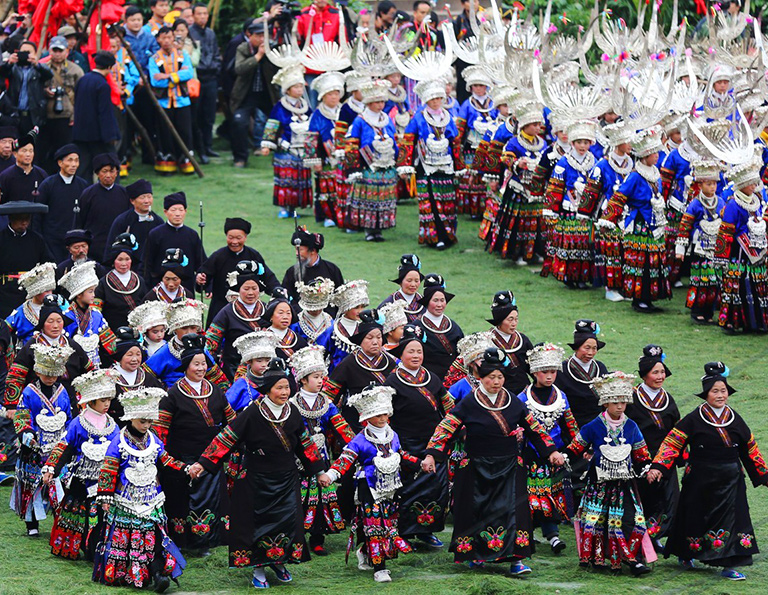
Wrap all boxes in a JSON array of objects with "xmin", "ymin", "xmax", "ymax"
[
  {"xmin": 52, "ymin": 86, "xmax": 65, "ymax": 114},
  {"xmin": 15, "ymin": 15, "xmax": 24, "ymax": 22},
  {"xmin": 275, "ymin": 0, "xmax": 302, "ymax": 19}
]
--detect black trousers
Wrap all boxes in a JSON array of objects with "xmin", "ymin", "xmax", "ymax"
[
  {"xmin": 129, "ymin": 87, "xmax": 157, "ymax": 164},
  {"xmin": 38, "ymin": 117, "xmax": 72, "ymax": 174},
  {"xmin": 192, "ymin": 77, "xmax": 218, "ymax": 155},
  {"xmin": 75, "ymin": 140, "xmax": 114, "ymax": 179},
  {"xmin": 157, "ymin": 105, "xmax": 192, "ymax": 160},
  {"xmin": 230, "ymin": 94, "xmax": 270, "ymax": 163}
]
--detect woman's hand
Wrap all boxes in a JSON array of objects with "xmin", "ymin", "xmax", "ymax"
[
  {"xmin": 646, "ymin": 469, "xmax": 662, "ymax": 483},
  {"xmin": 187, "ymin": 463, "xmax": 204, "ymax": 479},
  {"xmin": 549, "ymin": 451, "xmax": 565, "ymax": 467},
  {"xmin": 102, "ymin": 502, "xmax": 110, "ymax": 513},
  {"xmin": 317, "ymin": 473, "xmax": 332, "ymax": 487},
  {"xmin": 421, "ymin": 455, "xmax": 436, "ymax": 474},
  {"xmin": 42, "ymin": 472, "xmax": 53, "ymax": 485},
  {"xmin": 261, "ymin": 147, "xmax": 270, "ymax": 156}
]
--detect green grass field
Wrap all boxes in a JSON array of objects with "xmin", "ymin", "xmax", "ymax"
[{"xmin": 1, "ymin": 150, "xmax": 767, "ymax": 594}]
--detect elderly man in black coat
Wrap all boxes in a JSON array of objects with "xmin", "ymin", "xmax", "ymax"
[
  {"xmin": 76, "ymin": 153, "xmax": 131, "ymax": 263},
  {"xmin": 196, "ymin": 217, "xmax": 280, "ymax": 324},
  {"xmin": 72, "ymin": 50, "xmax": 120, "ymax": 178},
  {"xmin": 34, "ymin": 144, "xmax": 89, "ymax": 262},
  {"xmin": 55, "ymin": 229, "xmax": 108, "ymax": 282},
  {"xmin": 281, "ymin": 228, "xmax": 344, "ymax": 305},
  {"xmin": 0, "ymin": 201, "xmax": 51, "ymax": 318},
  {"xmin": 105, "ymin": 178, "xmax": 164, "ymax": 265}
]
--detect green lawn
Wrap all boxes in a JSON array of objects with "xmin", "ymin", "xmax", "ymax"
[{"xmin": 1, "ymin": 150, "xmax": 767, "ymax": 594}]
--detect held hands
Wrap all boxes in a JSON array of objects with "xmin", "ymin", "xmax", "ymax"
[
  {"xmin": 187, "ymin": 463, "xmax": 204, "ymax": 479},
  {"xmin": 102, "ymin": 502, "xmax": 110, "ymax": 512},
  {"xmin": 195, "ymin": 272, "xmax": 207, "ymax": 285},
  {"xmin": 488, "ymin": 180, "xmax": 499, "ymax": 192},
  {"xmin": 42, "ymin": 472, "xmax": 53, "ymax": 485},
  {"xmin": 646, "ymin": 469, "xmax": 662, "ymax": 483},
  {"xmin": 548, "ymin": 451, "xmax": 565, "ymax": 467},
  {"xmin": 261, "ymin": 147, "xmax": 270, "ymax": 156},
  {"xmin": 421, "ymin": 455, "xmax": 436, "ymax": 474},
  {"xmin": 317, "ymin": 473, "xmax": 332, "ymax": 487}
]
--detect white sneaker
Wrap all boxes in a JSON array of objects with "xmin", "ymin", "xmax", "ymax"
[
  {"xmin": 674, "ymin": 280, "xmax": 684, "ymax": 288},
  {"xmin": 515, "ymin": 257, "xmax": 528, "ymax": 266},
  {"xmin": 605, "ymin": 289, "xmax": 624, "ymax": 302},
  {"xmin": 373, "ymin": 570, "xmax": 392, "ymax": 583},
  {"xmin": 357, "ymin": 546, "xmax": 373, "ymax": 571}
]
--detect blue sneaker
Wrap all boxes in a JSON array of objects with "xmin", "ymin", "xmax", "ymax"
[
  {"xmin": 468, "ymin": 561, "xmax": 485, "ymax": 569},
  {"xmin": 269, "ymin": 564, "xmax": 292, "ymax": 583},
  {"xmin": 510, "ymin": 561, "xmax": 532, "ymax": 576},
  {"xmin": 721, "ymin": 568, "xmax": 746, "ymax": 581},
  {"xmin": 417, "ymin": 534, "xmax": 444, "ymax": 548},
  {"xmin": 252, "ymin": 576, "xmax": 270, "ymax": 589},
  {"xmin": 679, "ymin": 558, "xmax": 695, "ymax": 569},
  {"xmin": 278, "ymin": 210, "xmax": 291, "ymax": 219}
]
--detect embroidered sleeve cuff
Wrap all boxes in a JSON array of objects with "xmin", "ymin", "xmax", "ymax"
[
  {"xmin": 261, "ymin": 141, "xmax": 277, "ymax": 150},
  {"xmin": 396, "ymin": 166, "xmax": 415, "ymax": 176}
]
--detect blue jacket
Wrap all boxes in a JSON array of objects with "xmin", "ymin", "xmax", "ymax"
[
  {"xmin": 123, "ymin": 28, "xmax": 159, "ymax": 73},
  {"xmin": 72, "ymin": 72, "xmax": 120, "ymax": 143},
  {"xmin": 148, "ymin": 49, "xmax": 194, "ymax": 109}
]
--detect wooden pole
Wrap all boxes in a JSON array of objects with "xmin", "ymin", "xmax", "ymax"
[
  {"xmin": 74, "ymin": 0, "xmax": 99, "ymax": 53},
  {"xmin": 0, "ymin": 1, "xmax": 15, "ymax": 25},
  {"xmin": 125, "ymin": 105, "xmax": 157, "ymax": 161},
  {"xmin": 35, "ymin": 0, "xmax": 53, "ymax": 58},
  {"xmin": 112, "ymin": 25, "xmax": 205, "ymax": 178},
  {"xmin": 210, "ymin": 0, "xmax": 222, "ymax": 30},
  {"xmin": 96, "ymin": 0, "xmax": 102, "ymax": 49}
]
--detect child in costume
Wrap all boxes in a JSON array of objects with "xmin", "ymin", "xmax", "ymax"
[
  {"xmin": 566, "ymin": 371, "xmax": 655, "ymax": 575},
  {"xmin": 321, "ymin": 384, "xmax": 414, "ymax": 583},
  {"xmin": 544, "ymin": 120, "xmax": 598, "ymax": 287},
  {"xmin": 59, "ymin": 261, "xmax": 118, "ymax": 367},
  {"xmin": 305, "ymin": 71, "xmax": 346, "ymax": 227},
  {"xmin": 261, "ymin": 63, "xmax": 313, "ymax": 219},
  {"xmin": 517, "ymin": 343, "xmax": 579, "ymax": 554},
  {"xmin": 11, "ymin": 343, "xmax": 73, "ymax": 536},
  {"xmin": 127, "ymin": 301, "xmax": 169, "ymax": 358},
  {"xmin": 93, "ymin": 387, "xmax": 188, "ymax": 591},
  {"xmin": 44, "ymin": 369, "xmax": 120, "ymax": 560},
  {"xmin": 226, "ymin": 330, "xmax": 278, "ymax": 412},
  {"xmin": 5, "ymin": 262, "xmax": 56, "ymax": 348},
  {"xmin": 288, "ymin": 345, "xmax": 355, "ymax": 555},
  {"xmin": 675, "ymin": 160, "xmax": 726, "ymax": 324}
]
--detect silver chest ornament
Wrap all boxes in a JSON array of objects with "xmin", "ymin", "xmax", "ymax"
[
  {"xmin": 596, "ymin": 436, "xmax": 633, "ymax": 482},
  {"xmin": 125, "ymin": 455, "xmax": 159, "ymax": 488},
  {"xmin": 468, "ymin": 117, "xmax": 490, "ymax": 148},
  {"xmin": 371, "ymin": 134, "xmax": 396, "ymax": 169},
  {"xmin": 36, "ymin": 409, "xmax": 67, "ymax": 454},
  {"xmin": 695, "ymin": 217, "xmax": 721, "ymax": 257},
  {"xmin": 525, "ymin": 396, "xmax": 566, "ymax": 431},
  {"xmin": 394, "ymin": 110, "xmax": 411, "ymax": 130},
  {"xmin": 747, "ymin": 216, "xmax": 768, "ymax": 250},
  {"xmin": 82, "ymin": 437, "xmax": 110, "ymax": 463},
  {"xmin": 421, "ymin": 133, "xmax": 453, "ymax": 175},
  {"xmin": 371, "ymin": 451, "xmax": 402, "ymax": 503},
  {"xmin": 289, "ymin": 116, "xmax": 310, "ymax": 153}
]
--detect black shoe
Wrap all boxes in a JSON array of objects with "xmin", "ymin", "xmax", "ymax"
[
  {"xmin": 153, "ymin": 573, "xmax": 170, "ymax": 593},
  {"xmin": 629, "ymin": 562, "xmax": 651, "ymax": 577},
  {"xmin": 199, "ymin": 154, "xmax": 210, "ymax": 165},
  {"xmin": 207, "ymin": 149, "xmax": 220, "ymax": 157},
  {"xmin": 374, "ymin": 233, "xmax": 385, "ymax": 242},
  {"xmin": 550, "ymin": 536, "xmax": 566, "ymax": 554}
]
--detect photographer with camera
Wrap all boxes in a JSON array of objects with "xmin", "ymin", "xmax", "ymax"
[
  {"xmin": 39, "ymin": 36, "xmax": 84, "ymax": 174},
  {"xmin": 0, "ymin": 39, "xmax": 53, "ymax": 135},
  {"xmin": 296, "ymin": 0, "xmax": 340, "ymax": 108}
]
